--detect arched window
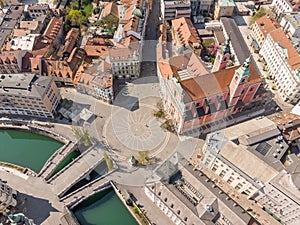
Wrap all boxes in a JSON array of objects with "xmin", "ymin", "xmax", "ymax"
[{"xmin": 177, "ymin": 210, "xmax": 180, "ymax": 215}]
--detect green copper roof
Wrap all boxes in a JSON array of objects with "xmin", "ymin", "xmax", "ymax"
[
  {"xmin": 235, "ymin": 57, "xmax": 251, "ymax": 77},
  {"xmin": 133, "ymin": 7, "xmax": 143, "ymax": 18},
  {"xmin": 219, "ymin": 0, "xmax": 235, "ymax": 7}
]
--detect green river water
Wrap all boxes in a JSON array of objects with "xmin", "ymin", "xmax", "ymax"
[
  {"xmin": 74, "ymin": 188, "xmax": 139, "ymax": 225},
  {"xmin": 0, "ymin": 129, "xmax": 63, "ymax": 173},
  {"xmin": 0, "ymin": 129, "xmax": 138, "ymax": 225}
]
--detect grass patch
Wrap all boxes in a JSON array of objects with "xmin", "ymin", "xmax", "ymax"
[
  {"xmin": 130, "ymin": 206, "xmax": 149, "ymax": 225},
  {"xmin": 51, "ymin": 150, "xmax": 81, "ymax": 176},
  {"xmin": 104, "ymin": 152, "xmax": 114, "ymax": 171}
]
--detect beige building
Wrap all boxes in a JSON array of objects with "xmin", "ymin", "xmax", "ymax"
[
  {"xmin": 202, "ymin": 117, "xmax": 288, "ymax": 198},
  {"xmin": 214, "ymin": 0, "xmax": 235, "ymax": 19},
  {"xmin": 0, "ymin": 179, "xmax": 17, "ymax": 213},
  {"xmin": 0, "ymin": 74, "xmax": 61, "ymax": 118},
  {"xmin": 145, "ymin": 154, "xmax": 259, "ymax": 225},
  {"xmin": 108, "ymin": 47, "xmax": 140, "ymax": 79}
]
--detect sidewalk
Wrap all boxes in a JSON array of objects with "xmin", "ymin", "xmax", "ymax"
[{"xmin": 235, "ymin": 15, "xmax": 294, "ymax": 113}]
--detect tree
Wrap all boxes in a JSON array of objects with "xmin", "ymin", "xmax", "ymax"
[
  {"xmin": 138, "ymin": 151, "xmax": 149, "ymax": 165},
  {"xmin": 71, "ymin": 124, "xmax": 93, "ymax": 147},
  {"xmin": 93, "ymin": 7, "xmax": 100, "ymax": 15},
  {"xmin": 251, "ymin": 7, "xmax": 266, "ymax": 23},
  {"xmin": 67, "ymin": 10, "xmax": 85, "ymax": 27},
  {"xmin": 100, "ymin": 15, "xmax": 119, "ymax": 30}
]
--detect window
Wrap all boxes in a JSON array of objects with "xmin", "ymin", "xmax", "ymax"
[
  {"xmin": 227, "ymin": 176, "xmax": 234, "ymax": 184},
  {"xmin": 235, "ymin": 183, "xmax": 243, "ymax": 190},
  {"xmin": 177, "ymin": 210, "xmax": 180, "ymax": 215},
  {"xmin": 250, "ymin": 87, "xmax": 253, "ymax": 92},
  {"xmin": 219, "ymin": 170, "xmax": 226, "ymax": 178},
  {"xmin": 212, "ymin": 164, "xmax": 218, "ymax": 172}
]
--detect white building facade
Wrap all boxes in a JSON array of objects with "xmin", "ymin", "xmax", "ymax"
[
  {"xmin": 280, "ymin": 12, "xmax": 300, "ymax": 38},
  {"xmin": 260, "ymin": 29, "xmax": 300, "ymax": 104},
  {"xmin": 161, "ymin": 0, "xmax": 191, "ymax": 22},
  {"xmin": 272, "ymin": 0, "xmax": 295, "ymax": 19}
]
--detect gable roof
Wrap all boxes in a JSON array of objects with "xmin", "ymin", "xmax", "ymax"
[
  {"xmin": 102, "ymin": 2, "xmax": 119, "ymax": 18},
  {"xmin": 269, "ymin": 28, "xmax": 300, "ymax": 70},
  {"xmin": 43, "ymin": 17, "xmax": 63, "ymax": 41},
  {"xmin": 255, "ymin": 15, "xmax": 278, "ymax": 39},
  {"xmin": 172, "ymin": 17, "xmax": 201, "ymax": 48},
  {"xmin": 180, "ymin": 63, "xmax": 261, "ymax": 101}
]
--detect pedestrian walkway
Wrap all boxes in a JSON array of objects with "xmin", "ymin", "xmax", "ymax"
[
  {"xmin": 61, "ymin": 177, "xmax": 110, "ymax": 208},
  {"xmin": 38, "ymin": 141, "xmax": 78, "ymax": 180},
  {"xmin": 49, "ymin": 144, "xmax": 105, "ymax": 198}
]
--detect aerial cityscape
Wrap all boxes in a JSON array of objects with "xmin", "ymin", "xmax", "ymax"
[{"xmin": 0, "ymin": 0, "xmax": 299, "ymax": 224}]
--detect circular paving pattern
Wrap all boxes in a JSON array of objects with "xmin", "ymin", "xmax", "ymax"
[{"xmin": 109, "ymin": 103, "xmax": 167, "ymax": 151}]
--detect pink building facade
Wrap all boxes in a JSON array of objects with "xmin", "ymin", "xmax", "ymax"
[{"xmin": 158, "ymin": 53, "xmax": 265, "ymax": 134}]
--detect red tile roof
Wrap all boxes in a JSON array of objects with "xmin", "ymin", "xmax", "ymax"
[
  {"xmin": 180, "ymin": 63, "xmax": 261, "ymax": 101},
  {"xmin": 172, "ymin": 17, "xmax": 201, "ymax": 48},
  {"xmin": 43, "ymin": 17, "xmax": 63, "ymax": 41},
  {"xmin": 269, "ymin": 28, "xmax": 300, "ymax": 70},
  {"xmin": 255, "ymin": 15, "xmax": 278, "ymax": 39}
]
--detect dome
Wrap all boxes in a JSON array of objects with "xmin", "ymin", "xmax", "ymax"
[{"xmin": 132, "ymin": 7, "xmax": 143, "ymax": 18}]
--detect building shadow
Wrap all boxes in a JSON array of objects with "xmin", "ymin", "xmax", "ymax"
[
  {"xmin": 233, "ymin": 15, "xmax": 247, "ymax": 26},
  {"xmin": 13, "ymin": 192, "xmax": 59, "ymax": 225}
]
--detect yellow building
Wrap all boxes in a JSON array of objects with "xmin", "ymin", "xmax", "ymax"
[{"xmin": 215, "ymin": 0, "xmax": 235, "ymax": 19}]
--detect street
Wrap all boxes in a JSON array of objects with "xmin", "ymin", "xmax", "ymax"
[{"xmin": 233, "ymin": 14, "xmax": 294, "ymax": 113}]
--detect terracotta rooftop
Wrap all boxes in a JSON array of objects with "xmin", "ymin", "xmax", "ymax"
[
  {"xmin": 272, "ymin": 112, "xmax": 300, "ymax": 141},
  {"xmin": 85, "ymin": 37, "xmax": 112, "ymax": 58},
  {"xmin": 43, "ymin": 17, "xmax": 63, "ymax": 41},
  {"xmin": 172, "ymin": 17, "xmax": 201, "ymax": 48},
  {"xmin": 158, "ymin": 61, "xmax": 173, "ymax": 79},
  {"xmin": 85, "ymin": 46, "xmax": 109, "ymax": 58},
  {"xmin": 269, "ymin": 28, "xmax": 300, "ymax": 70},
  {"xmin": 158, "ymin": 24, "xmax": 168, "ymax": 43},
  {"xmin": 255, "ymin": 15, "xmax": 278, "ymax": 39},
  {"xmin": 13, "ymin": 29, "xmax": 31, "ymax": 37},
  {"xmin": 65, "ymin": 28, "xmax": 80, "ymax": 54},
  {"xmin": 20, "ymin": 21, "xmax": 39, "ymax": 30},
  {"xmin": 102, "ymin": 2, "xmax": 119, "ymax": 18},
  {"xmin": 109, "ymin": 47, "xmax": 139, "ymax": 62},
  {"xmin": 91, "ymin": 72, "xmax": 113, "ymax": 89},
  {"xmin": 180, "ymin": 63, "xmax": 261, "ymax": 101},
  {"xmin": 31, "ymin": 36, "xmax": 51, "ymax": 57},
  {"xmin": 0, "ymin": 50, "xmax": 25, "ymax": 66}
]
